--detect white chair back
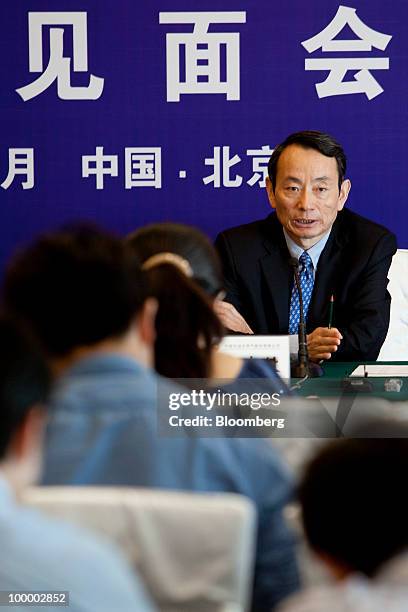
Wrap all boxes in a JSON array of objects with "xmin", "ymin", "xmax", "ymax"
[
  {"xmin": 23, "ymin": 487, "xmax": 256, "ymax": 612},
  {"xmin": 378, "ymin": 249, "xmax": 408, "ymax": 361}
]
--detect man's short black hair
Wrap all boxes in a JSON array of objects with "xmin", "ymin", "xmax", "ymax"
[
  {"xmin": 268, "ymin": 130, "xmax": 347, "ymax": 191},
  {"xmin": 2, "ymin": 224, "xmax": 147, "ymax": 358},
  {"xmin": 0, "ymin": 314, "xmax": 50, "ymax": 459},
  {"xmin": 299, "ymin": 434, "xmax": 408, "ymax": 577}
]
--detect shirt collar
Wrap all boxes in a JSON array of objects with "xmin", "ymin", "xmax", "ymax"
[
  {"xmin": 61, "ymin": 352, "xmax": 156, "ymax": 382},
  {"xmin": 283, "ymin": 227, "xmax": 331, "ymax": 270}
]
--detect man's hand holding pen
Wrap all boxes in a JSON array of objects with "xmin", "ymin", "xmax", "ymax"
[
  {"xmin": 307, "ymin": 327, "xmax": 343, "ymax": 361},
  {"xmin": 307, "ymin": 293, "xmax": 341, "ymax": 362}
]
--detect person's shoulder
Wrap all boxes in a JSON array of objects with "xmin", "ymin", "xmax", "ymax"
[
  {"xmin": 4, "ymin": 504, "xmax": 154, "ymax": 610},
  {"xmin": 199, "ymin": 433, "xmax": 293, "ymax": 501},
  {"xmin": 11, "ymin": 502, "xmax": 120, "ymax": 564},
  {"xmin": 277, "ymin": 577, "xmax": 407, "ymax": 612},
  {"xmin": 277, "ymin": 584, "xmax": 348, "ymax": 612},
  {"xmin": 215, "ymin": 215, "xmax": 281, "ymax": 260},
  {"xmin": 338, "ymin": 209, "xmax": 396, "ymax": 242},
  {"xmin": 51, "ymin": 355, "xmax": 169, "ymax": 412},
  {"xmin": 216, "ymin": 213, "xmax": 278, "ymax": 243}
]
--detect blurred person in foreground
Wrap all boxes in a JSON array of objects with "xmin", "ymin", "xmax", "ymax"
[
  {"xmin": 279, "ymin": 429, "xmax": 408, "ymax": 612},
  {"xmin": 126, "ymin": 221, "xmax": 288, "ymax": 389},
  {"xmin": 0, "ymin": 314, "xmax": 155, "ymax": 612},
  {"xmin": 3, "ymin": 224, "xmax": 299, "ymax": 612}
]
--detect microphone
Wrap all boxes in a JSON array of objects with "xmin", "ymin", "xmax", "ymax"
[{"xmin": 289, "ymin": 257, "xmax": 323, "ymax": 379}]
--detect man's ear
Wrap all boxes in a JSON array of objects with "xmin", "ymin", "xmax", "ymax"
[
  {"xmin": 9, "ymin": 406, "xmax": 45, "ymax": 462},
  {"xmin": 137, "ymin": 297, "xmax": 158, "ymax": 347},
  {"xmin": 265, "ymin": 177, "xmax": 277, "ymax": 210},
  {"xmin": 316, "ymin": 549, "xmax": 352, "ymax": 581},
  {"xmin": 337, "ymin": 179, "xmax": 351, "ymax": 211}
]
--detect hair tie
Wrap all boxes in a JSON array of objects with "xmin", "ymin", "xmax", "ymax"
[{"xmin": 141, "ymin": 252, "xmax": 193, "ymax": 277}]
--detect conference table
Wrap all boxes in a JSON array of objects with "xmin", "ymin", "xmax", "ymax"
[
  {"xmin": 281, "ymin": 362, "xmax": 408, "ymax": 438},
  {"xmin": 294, "ymin": 361, "xmax": 408, "ymax": 401}
]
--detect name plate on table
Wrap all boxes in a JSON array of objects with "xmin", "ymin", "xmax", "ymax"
[
  {"xmin": 219, "ymin": 335, "xmax": 290, "ymax": 380},
  {"xmin": 350, "ymin": 364, "xmax": 408, "ymax": 377}
]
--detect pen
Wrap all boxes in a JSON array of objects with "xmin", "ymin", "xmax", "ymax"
[{"xmin": 328, "ymin": 294, "xmax": 335, "ymax": 329}]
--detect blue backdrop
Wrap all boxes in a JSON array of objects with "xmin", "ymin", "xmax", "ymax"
[{"xmin": 1, "ymin": 1, "xmax": 406, "ymax": 277}]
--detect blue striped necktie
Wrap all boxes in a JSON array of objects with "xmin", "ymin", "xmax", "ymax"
[{"xmin": 288, "ymin": 251, "xmax": 314, "ymax": 334}]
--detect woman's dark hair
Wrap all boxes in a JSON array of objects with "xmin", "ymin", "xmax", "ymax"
[
  {"xmin": 126, "ymin": 223, "xmax": 224, "ymax": 379},
  {"xmin": 268, "ymin": 130, "xmax": 347, "ymax": 192}
]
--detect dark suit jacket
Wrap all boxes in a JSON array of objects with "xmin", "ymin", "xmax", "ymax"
[{"xmin": 215, "ymin": 209, "xmax": 397, "ymax": 361}]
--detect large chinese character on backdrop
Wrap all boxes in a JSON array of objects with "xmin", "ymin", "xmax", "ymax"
[
  {"xmin": 302, "ymin": 5, "xmax": 392, "ymax": 99},
  {"xmin": 16, "ymin": 12, "xmax": 104, "ymax": 101},
  {"xmin": 159, "ymin": 11, "xmax": 246, "ymax": 102}
]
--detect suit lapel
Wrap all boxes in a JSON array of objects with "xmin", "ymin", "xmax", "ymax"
[
  {"xmin": 308, "ymin": 213, "xmax": 349, "ymax": 331},
  {"xmin": 259, "ymin": 215, "xmax": 292, "ymax": 332}
]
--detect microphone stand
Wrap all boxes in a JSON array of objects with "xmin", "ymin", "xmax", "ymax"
[{"xmin": 290, "ymin": 258, "xmax": 323, "ymax": 379}]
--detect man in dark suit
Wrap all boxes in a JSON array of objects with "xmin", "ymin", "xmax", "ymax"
[{"xmin": 215, "ymin": 131, "xmax": 397, "ymax": 362}]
